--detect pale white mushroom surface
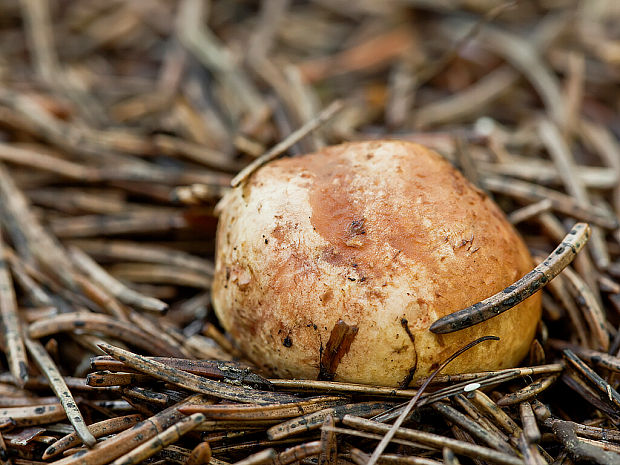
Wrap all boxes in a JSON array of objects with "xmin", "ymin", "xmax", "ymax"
[{"xmin": 213, "ymin": 140, "xmax": 541, "ymax": 386}]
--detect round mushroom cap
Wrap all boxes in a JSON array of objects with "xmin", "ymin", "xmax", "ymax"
[{"xmin": 212, "ymin": 140, "xmax": 541, "ymax": 386}]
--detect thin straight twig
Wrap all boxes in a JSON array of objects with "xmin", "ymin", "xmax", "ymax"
[
  {"xmin": 478, "ymin": 159, "xmax": 617, "ymax": 189},
  {"xmin": 19, "ymin": 0, "xmax": 59, "ymax": 81},
  {"xmin": 86, "ymin": 371, "xmax": 153, "ymax": 387},
  {"xmin": 267, "ymin": 379, "xmax": 418, "ymax": 397},
  {"xmin": 538, "ymin": 119, "xmax": 589, "ymax": 202},
  {"xmin": 0, "ymin": 142, "xmax": 98, "ymax": 181},
  {"xmin": 430, "ymin": 223, "xmax": 590, "ymax": 334},
  {"xmin": 417, "ymin": 364, "xmax": 564, "ymax": 386},
  {"xmin": 544, "ymin": 271, "xmax": 589, "ymax": 347},
  {"xmin": 452, "ymin": 395, "xmax": 515, "ymax": 446},
  {"xmin": 561, "ymin": 372, "xmax": 620, "ymax": 421},
  {"xmin": 322, "ymin": 425, "xmax": 431, "ymax": 450},
  {"xmin": 580, "ymin": 119, "xmax": 620, "ymax": 216},
  {"xmin": 539, "ymin": 117, "xmax": 610, "ymax": 273},
  {"xmin": 479, "ymin": 24, "xmax": 565, "ymax": 125},
  {"xmin": 50, "ymin": 211, "xmax": 189, "ymax": 239},
  {"xmin": 415, "ymin": 67, "xmax": 518, "ymax": 128},
  {"xmin": 175, "ymin": 0, "xmax": 264, "ymax": 118},
  {"xmin": 72, "ymin": 273, "xmax": 129, "ymax": 321},
  {"xmin": 230, "ymin": 100, "xmax": 343, "ymax": 187},
  {"xmin": 0, "ymin": 229, "xmax": 28, "ymax": 386},
  {"xmin": 24, "ymin": 337, "xmax": 96, "ymax": 447},
  {"xmin": 269, "ymin": 363, "xmax": 562, "ymax": 395}
]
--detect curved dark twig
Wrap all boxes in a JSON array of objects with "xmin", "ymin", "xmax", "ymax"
[{"xmin": 430, "ymin": 222, "xmax": 590, "ymax": 334}]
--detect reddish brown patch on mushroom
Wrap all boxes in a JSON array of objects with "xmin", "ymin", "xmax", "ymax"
[{"xmin": 298, "ymin": 148, "xmax": 438, "ymax": 281}]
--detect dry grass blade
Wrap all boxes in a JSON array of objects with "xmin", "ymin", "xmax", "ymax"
[
  {"xmin": 230, "ymin": 100, "xmax": 343, "ymax": 187},
  {"xmin": 430, "ymin": 223, "xmax": 590, "ymax": 334},
  {"xmin": 24, "ymin": 337, "xmax": 96, "ymax": 447}
]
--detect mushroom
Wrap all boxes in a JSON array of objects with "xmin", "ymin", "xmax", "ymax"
[{"xmin": 212, "ymin": 140, "xmax": 541, "ymax": 386}]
